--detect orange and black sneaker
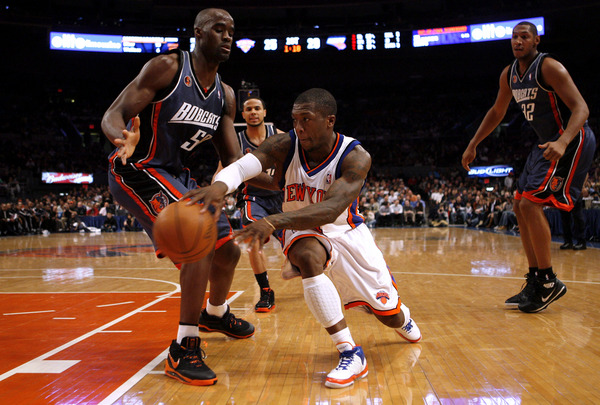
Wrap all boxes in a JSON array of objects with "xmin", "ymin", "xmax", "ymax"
[
  {"xmin": 164, "ymin": 336, "xmax": 217, "ymax": 386},
  {"xmin": 255, "ymin": 288, "xmax": 275, "ymax": 312},
  {"xmin": 198, "ymin": 307, "xmax": 255, "ymax": 338}
]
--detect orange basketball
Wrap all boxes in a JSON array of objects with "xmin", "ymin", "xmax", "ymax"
[{"xmin": 153, "ymin": 201, "xmax": 217, "ymax": 264}]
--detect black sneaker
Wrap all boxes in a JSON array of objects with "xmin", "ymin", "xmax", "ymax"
[
  {"xmin": 559, "ymin": 242, "xmax": 573, "ymax": 250},
  {"xmin": 255, "ymin": 288, "xmax": 275, "ymax": 313},
  {"xmin": 505, "ymin": 273, "xmax": 536, "ymax": 306},
  {"xmin": 198, "ymin": 307, "xmax": 255, "ymax": 338},
  {"xmin": 164, "ymin": 336, "xmax": 217, "ymax": 386},
  {"xmin": 518, "ymin": 277, "xmax": 567, "ymax": 313}
]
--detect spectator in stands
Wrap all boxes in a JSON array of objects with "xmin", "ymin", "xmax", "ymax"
[
  {"xmin": 102, "ymin": 211, "xmax": 118, "ymax": 232},
  {"xmin": 389, "ymin": 199, "xmax": 404, "ymax": 227}
]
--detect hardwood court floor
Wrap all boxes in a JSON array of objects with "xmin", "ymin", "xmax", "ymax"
[{"xmin": 1, "ymin": 227, "xmax": 599, "ymax": 404}]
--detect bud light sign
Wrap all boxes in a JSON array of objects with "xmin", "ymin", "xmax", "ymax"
[{"xmin": 468, "ymin": 165, "xmax": 513, "ymax": 178}]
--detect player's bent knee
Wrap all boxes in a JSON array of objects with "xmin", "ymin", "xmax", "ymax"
[{"xmin": 214, "ymin": 239, "xmax": 241, "ymax": 269}]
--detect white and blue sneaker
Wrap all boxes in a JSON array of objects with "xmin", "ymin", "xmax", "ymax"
[
  {"xmin": 397, "ymin": 318, "xmax": 422, "ymax": 343},
  {"xmin": 325, "ymin": 346, "xmax": 368, "ymax": 388}
]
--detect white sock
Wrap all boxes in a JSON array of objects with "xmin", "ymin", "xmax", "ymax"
[
  {"xmin": 397, "ymin": 303, "xmax": 411, "ymax": 329},
  {"xmin": 177, "ymin": 324, "xmax": 198, "ymax": 344},
  {"xmin": 206, "ymin": 301, "xmax": 228, "ymax": 318},
  {"xmin": 330, "ymin": 328, "xmax": 356, "ymax": 353},
  {"xmin": 302, "ymin": 274, "xmax": 344, "ymax": 328}
]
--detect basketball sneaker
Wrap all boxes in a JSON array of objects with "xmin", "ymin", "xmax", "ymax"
[
  {"xmin": 518, "ymin": 277, "xmax": 567, "ymax": 313},
  {"xmin": 255, "ymin": 288, "xmax": 275, "ymax": 312},
  {"xmin": 505, "ymin": 273, "xmax": 536, "ymax": 306},
  {"xmin": 198, "ymin": 307, "xmax": 255, "ymax": 338},
  {"xmin": 396, "ymin": 318, "xmax": 422, "ymax": 343},
  {"xmin": 164, "ymin": 336, "xmax": 217, "ymax": 386},
  {"xmin": 325, "ymin": 346, "xmax": 368, "ymax": 388},
  {"xmin": 281, "ymin": 258, "xmax": 301, "ymax": 280}
]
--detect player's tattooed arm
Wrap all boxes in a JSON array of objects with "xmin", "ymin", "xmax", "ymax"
[
  {"xmin": 246, "ymin": 132, "xmax": 292, "ymax": 190},
  {"xmin": 261, "ymin": 146, "xmax": 371, "ymax": 231}
]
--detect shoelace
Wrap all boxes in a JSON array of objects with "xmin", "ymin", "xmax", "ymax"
[
  {"xmin": 335, "ymin": 352, "xmax": 355, "ymax": 370},
  {"xmin": 225, "ymin": 312, "xmax": 242, "ymax": 327},
  {"xmin": 401, "ymin": 320, "xmax": 413, "ymax": 333},
  {"xmin": 183, "ymin": 347, "xmax": 207, "ymax": 364}
]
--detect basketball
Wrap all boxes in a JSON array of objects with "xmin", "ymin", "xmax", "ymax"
[{"xmin": 153, "ymin": 201, "xmax": 217, "ymax": 263}]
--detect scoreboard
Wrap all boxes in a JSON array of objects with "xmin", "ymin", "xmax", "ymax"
[
  {"xmin": 412, "ymin": 17, "xmax": 544, "ymax": 47},
  {"xmin": 50, "ymin": 32, "xmax": 179, "ymax": 53},
  {"xmin": 190, "ymin": 31, "xmax": 401, "ymax": 54},
  {"xmin": 50, "ymin": 16, "xmax": 545, "ymax": 54}
]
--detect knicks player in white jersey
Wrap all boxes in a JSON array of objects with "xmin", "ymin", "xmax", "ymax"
[{"xmin": 185, "ymin": 88, "xmax": 422, "ymax": 389}]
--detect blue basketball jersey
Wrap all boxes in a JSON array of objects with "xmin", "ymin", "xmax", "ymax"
[
  {"xmin": 509, "ymin": 53, "xmax": 576, "ymax": 143},
  {"xmin": 237, "ymin": 124, "xmax": 283, "ymax": 199},
  {"xmin": 111, "ymin": 49, "xmax": 226, "ymax": 175}
]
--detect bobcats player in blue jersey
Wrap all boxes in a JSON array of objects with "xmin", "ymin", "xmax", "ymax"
[
  {"xmin": 237, "ymin": 97, "xmax": 285, "ymax": 312},
  {"xmin": 462, "ymin": 21, "xmax": 596, "ymax": 313},
  {"xmin": 101, "ymin": 8, "xmax": 254, "ymax": 386},
  {"xmin": 185, "ymin": 88, "xmax": 422, "ymax": 389}
]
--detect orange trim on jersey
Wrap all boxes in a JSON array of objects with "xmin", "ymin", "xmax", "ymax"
[
  {"xmin": 244, "ymin": 200, "xmax": 258, "ymax": 222},
  {"xmin": 345, "ymin": 300, "xmax": 401, "ymax": 316},
  {"xmin": 548, "ymin": 92, "xmax": 564, "ymax": 135},
  {"xmin": 562, "ymin": 128, "xmax": 586, "ymax": 207},
  {"xmin": 283, "ymin": 233, "xmax": 332, "ymax": 268},
  {"xmin": 520, "ymin": 191, "xmax": 573, "ymax": 211},
  {"xmin": 136, "ymin": 102, "xmax": 162, "ymax": 168},
  {"xmin": 301, "ymin": 133, "xmax": 341, "ymax": 175},
  {"xmin": 531, "ymin": 160, "xmax": 557, "ymax": 195},
  {"xmin": 521, "ymin": 128, "xmax": 586, "ymax": 211},
  {"xmin": 346, "ymin": 197, "xmax": 364, "ymax": 229},
  {"xmin": 109, "ymin": 154, "xmax": 155, "ymax": 220},
  {"xmin": 215, "ymin": 233, "xmax": 234, "ymax": 250},
  {"xmin": 215, "ymin": 214, "xmax": 234, "ymax": 250},
  {"xmin": 145, "ymin": 167, "xmax": 184, "ymax": 199}
]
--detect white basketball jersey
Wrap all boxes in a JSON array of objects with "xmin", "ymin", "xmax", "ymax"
[{"xmin": 282, "ymin": 130, "xmax": 364, "ymax": 237}]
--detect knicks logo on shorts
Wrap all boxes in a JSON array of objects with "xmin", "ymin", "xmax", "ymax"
[
  {"xmin": 376, "ymin": 291, "xmax": 390, "ymax": 304},
  {"xmin": 149, "ymin": 191, "xmax": 169, "ymax": 215},
  {"xmin": 550, "ymin": 176, "xmax": 564, "ymax": 192}
]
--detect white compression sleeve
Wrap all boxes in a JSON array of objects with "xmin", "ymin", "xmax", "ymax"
[
  {"xmin": 302, "ymin": 274, "xmax": 344, "ymax": 329},
  {"xmin": 212, "ymin": 153, "xmax": 263, "ymax": 194}
]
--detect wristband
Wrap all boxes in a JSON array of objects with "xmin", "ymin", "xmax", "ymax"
[{"xmin": 263, "ymin": 218, "xmax": 276, "ymax": 231}]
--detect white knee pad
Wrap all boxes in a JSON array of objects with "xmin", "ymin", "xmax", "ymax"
[
  {"xmin": 400, "ymin": 303, "xmax": 411, "ymax": 328},
  {"xmin": 302, "ymin": 274, "xmax": 344, "ymax": 328}
]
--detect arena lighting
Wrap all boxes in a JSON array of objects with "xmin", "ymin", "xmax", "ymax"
[
  {"xmin": 50, "ymin": 31, "xmax": 179, "ymax": 53},
  {"xmin": 413, "ymin": 16, "xmax": 544, "ymax": 47},
  {"xmin": 42, "ymin": 172, "xmax": 94, "ymax": 184},
  {"xmin": 467, "ymin": 165, "xmax": 514, "ymax": 178}
]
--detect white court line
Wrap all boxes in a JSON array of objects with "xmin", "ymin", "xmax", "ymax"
[
  {"xmin": 97, "ymin": 290, "xmax": 245, "ymax": 404},
  {"xmin": 98, "ymin": 330, "xmax": 132, "ymax": 333},
  {"xmin": 97, "ymin": 301, "xmax": 135, "ymax": 308},
  {"xmin": 98, "ymin": 348, "xmax": 169, "ymax": 405},
  {"xmin": 53, "ymin": 317, "xmax": 76, "ymax": 320},
  {"xmin": 0, "ymin": 276, "xmax": 180, "ymax": 383},
  {"xmin": 3, "ymin": 310, "xmax": 55, "ymax": 316},
  {"xmin": 0, "ymin": 274, "xmax": 247, "ymax": 404}
]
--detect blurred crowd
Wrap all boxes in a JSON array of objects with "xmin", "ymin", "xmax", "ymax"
[{"xmin": 1, "ymin": 78, "xmax": 599, "ymax": 238}]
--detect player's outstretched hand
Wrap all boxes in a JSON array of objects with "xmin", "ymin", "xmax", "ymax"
[
  {"xmin": 181, "ymin": 182, "xmax": 228, "ymax": 221},
  {"xmin": 114, "ymin": 116, "xmax": 141, "ymax": 165},
  {"xmin": 233, "ymin": 219, "xmax": 273, "ymax": 252}
]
